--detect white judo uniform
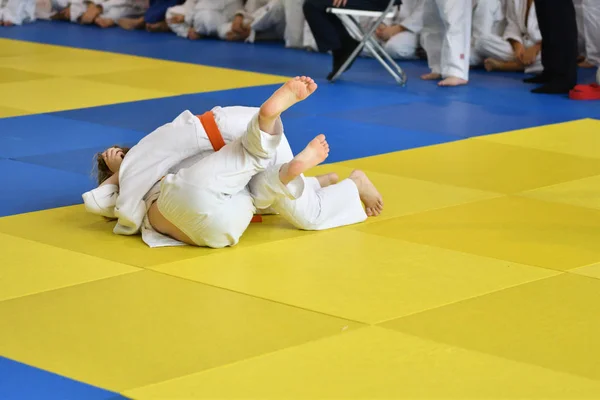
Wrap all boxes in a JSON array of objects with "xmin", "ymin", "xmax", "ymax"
[
  {"xmin": 167, "ymin": 0, "xmax": 243, "ymax": 38},
  {"xmin": 368, "ymin": 0, "xmax": 424, "ymax": 59},
  {"xmin": 470, "ymin": 0, "xmax": 506, "ymax": 66},
  {"xmin": 474, "ymin": 0, "xmax": 542, "ymax": 73},
  {"xmin": 421, "ymin": 0, "xmax": 473, "ymax": 80},
  {"xmin": 575, "ymin": 0, "xmax": 600, "ymax": 66},
  {"xmin": 0, "ymin": 0, "xmax": 36, "ymax": 25},
  {"xmin": 219, "ymin": 0, "xmax": 286, "ymax": 42},
  {"xmin": 83, "ymin": 107, "xmax": 367, "ymax": 248},
  {"xmin": 44, "ymin": 0, "xmax": 86, "ymax": 22},
  {"xmin": 92, "ymin": 0, "xmax": 148, "ymax": 22}
]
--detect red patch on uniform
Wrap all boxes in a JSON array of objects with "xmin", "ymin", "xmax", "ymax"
[{"xmin": 460, "ymin": 54, "xmax": 465, "ymax": 60}]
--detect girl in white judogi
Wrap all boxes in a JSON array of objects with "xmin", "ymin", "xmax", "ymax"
[
  {"xmin": 0, "ymin": 0, "xmax": 36, "ymax": 26},
  {"xmin": 220, "ymin": 0, "xmax": 286, "ymax": 43},
  {"xmin": 166, "ymin": 0, "xmax": 242, "ymax": 39},
  {"xmin": 79, "ymin": 0, "xmax": 148, "ymax": 28},
  {"xmin": 469, "ymin": 0, "xmax": 506, "ymax": 67},
  {"xmin": 474, "ymin": 0, "xmax": 542, "ymax": 73},
  {"xmin": 574, "ymin": 0, "xmax": 600, "ymax": 68},
  {"xmin": 372, "ymin": 0, "xmax": 425, "ymax": 60},
  {"xmin": 83, "ymin": 77, "xmax": 383, "ymax": 249},
  {"xmin": 420, "ymin": 0, "xmax": 473, "ymax": 86}
]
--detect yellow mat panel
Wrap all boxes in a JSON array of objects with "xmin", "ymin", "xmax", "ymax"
[
  {"xmin": 0, "ymin": 38, "xmax": 288, "ymax": 116},
  {"xmin": 340, "ymin": 137, "xmax": 600, "ymax": 193},
  {"xmin": 155, "ymin": 229, "xmax": 558, "ymax": 324},
  {"xmin": 124, "ymin": 327, "xmax": 600, "ymax": 399},
  {"xmin": 0, "ymin": 270, "xmax": 361, "ymax": 392},
  {"xmin": 82, "ymin": 64, "xmax": 288, "ymax": 94},
  {"xmin": 571, "ymin": 263, "xmax": 600, "ymax": 280},
  {"xmin": 360, "ymin": 195, "xmax": 600, "ymax": 271},
  {"xmin": 382, "ymin": 273, "xmax": 600, "ymax": 381},
  {"xmin": 308, "ymin": 164, "xmax": 501, "ymax": 223},
  {"xmin": 0, "ymin": 232, "xmax": 139, "ymax": 302},
  {"xmin": 480, "ymin": 118, "xmax": 600, "ymax": 159},
  {"xmin": 0, "ymin": 205, "xmax": 319, "ymax": 268},
  {"xmin": 0, "ymin": 104, "xmax": 29, "ymax": 118},
  {"xmin": 521, "ymin": 174, "xmax": 600, "ymax": 210}
]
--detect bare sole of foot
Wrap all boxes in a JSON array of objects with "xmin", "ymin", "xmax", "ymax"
[
  {"xmin": 421, "ymin": 72, "xmax": 442, "ymax": 80},
  {"xmin": 349, "ymin": 170, "xmax": 383, "ymax": 217},
  {"xmin": 439, "ymin": 76, "xmax": 468, "ymax": 87},
  {"xmin": 279, "ymin": 135, "xmax": 329, "ymax": 185},
  {"xmin": 315, "ymin": 172, "xmax": 339, "ymax": 188},
  {"xmin": 259, "ymin": 76, "xmax": 318, "ymax": 121},
  {"xmin": 146, "ymin": 21, "xmax": 170, "ymax": 32}
]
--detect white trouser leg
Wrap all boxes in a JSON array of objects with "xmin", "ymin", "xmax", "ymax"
[
  {"xmin": 384, "ymin": 31, "xmax": 419, "ymax": 59},
  {"xmin": 282, "ymin": 0, "xmax": 305, "ymax": 48},
  {"xmin": 2, "ymin": 0, "xmax": 36, "ymax": 24},
  {"xmin": 582, "ymin": 0, "xmax": 600, "ymax": 66},
  {"xmin": 158, "ymin": 113, "xmax": 283, "ymax": 248},
  {"xmin": 100, "ymin": 0, "xmax": 146, "ymax": 21},
  {"xmin": 250, "ymin": 168, "xmax": 367, "ymax": 231},
  {"xmin": 193, "ymin": 10, "xmax": 227, "ymax": 36},
  {"xmin": 437, "ymin": 0, "xmax": 472, "ymax": 80},
  {"xmin": 475, "ymin": 33, "xmax": 514, "ymax": 60},
  {"xmin": 166, "ymin": 5, "xmax": 189, "ymax": 37},
  {"xmin": 421, "ymin": 0, "xmax": 443, "ymax": 74}
]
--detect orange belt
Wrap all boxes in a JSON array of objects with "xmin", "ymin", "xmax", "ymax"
[{"xmin": 198, "ymin": 112, "xmax": 262, "ymax": 223}]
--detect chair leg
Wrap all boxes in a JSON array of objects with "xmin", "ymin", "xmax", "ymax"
[
  {"xmin": 330, "ymin": 13, "xmax": 407, "ymax": 85},
  {"xmin": 344, "ymin": 15, "xmax": 407, "ymax": 85}
]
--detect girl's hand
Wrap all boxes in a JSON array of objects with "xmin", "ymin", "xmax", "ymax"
[{"xmin": 103, "ymin": 147, "xmax": 125, "ymax": 174}]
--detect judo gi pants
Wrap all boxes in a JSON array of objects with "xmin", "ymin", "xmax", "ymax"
[{"xmin": 475, "ymin": 34, "xmax": 543, "ymax": 73}]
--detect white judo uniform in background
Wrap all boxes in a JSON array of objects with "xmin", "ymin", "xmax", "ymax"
[
  {"xmin": 167, "ymin": 0, "xmax": 243, "ymax": 38},
  {"xmin": 421, "ymin": 0, "xmax": 473, "ymax": 80},
  {"xmin": 474, "ymin": 0, "xmax": 542, "ymax": 73},
  {"xmin": 470, "ymin": 0, "xmax": 506, "ymax": 66},
  {"xmin": 83, "ymin": 108, "xmax": 367, "ymax": 248},
  {"xmin": 43, "ymin": 0, "xmax": 87, "ymax": 22},
  {"xmin": 575, "ymin": 0, "xmax": 600, "ymax": 66},
  {"xmin": 0, "ymin": 0, "xmax": 36, "ymax": 25},
  {"xmin": 383, "ymin": 0, "xmax": 425, "ymax": 59},
  {"xmin": 92, "ymin": 0, "xmax": 148, "ymax": 22}
]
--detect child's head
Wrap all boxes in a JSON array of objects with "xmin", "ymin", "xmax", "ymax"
[{"xmin": 94, "ymin": 146, "xmax": 130, "ymax": 184}]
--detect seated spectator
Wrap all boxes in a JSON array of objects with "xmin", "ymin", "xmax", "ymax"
[
  {"xmin": 118, "ymin": 0, "xmax": 184, "ymax": 32},
  {"xmin": 166, "ymin": 0, "xmax": 243, "ymax": 40},
  {"xmin": 469, "ymin": 0, "xmax": 506, "ymax": 67},
  {"xmin": 371, "ymin": 0, "xmax": 424, "ymax": 60},
  {"xmin": 0, "ymin": 0, "xmax": 36, "ymax": 26},
  {"xmin": 80, "ymin": 0, "xmax": 148, "ymax": 29},
  {"xmin": 222, "ymin": 0, "xmax": 286, "ymax": 43}
]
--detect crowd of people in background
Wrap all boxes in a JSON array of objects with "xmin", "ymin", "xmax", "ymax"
[{"xmin": 1, "ymin": 0, "xmax": 598, "ymax": 94}]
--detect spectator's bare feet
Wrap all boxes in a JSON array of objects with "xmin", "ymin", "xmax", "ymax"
[
  {"xmin": 187, "ymin": 28, "xmax": 201, "ymax": 40},
  {"xmin": 484, "ymin": 58, "xmax": 503, "ymax": 71},
  {"xmin": 146, "ymin": 21, "xmax": 169, "ymax": 32},
  {"xmin": 81, "ymin": 4, "xmax": 101, "ymax": 24},
  {"xmin": 421, "ymin": 72, "xmax": 441, "ymax": 80},
  {"xmin": 349, "ymin": 170, "xmax": 383, "ymax": 217},
  {"xmin": 95, "ymin": 17, "xmax": 115, "ymax": 28},
  {"xmin": 316, "ymin": 173, "xmax": 339, "ymax": 188},
  {"xmin": 118, "ymin": 16, "xmax": 145, "ymax": 30},
  {"xmin": 439, "ymin": 76, "xmax": 468, "ymax": 86},
  {"xmin": 578, "ymin": 59, "xmax": 595, "ymax": 68}
]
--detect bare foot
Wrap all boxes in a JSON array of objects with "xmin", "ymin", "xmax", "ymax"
[
  {"xmin": 260, "ymin": 76, "xmax": 318, "ymax": 121},
  {"xmin": 578, "ymin": 60, "xmax": 595, "ymax": 68},
  {"xmin": 168, "ymin": 14, "xmax": 184, "ymax": 24},
  {"xmin": 279, "ymin": 135, "xmax": 329, "ymax": 185},
  {"xmin": 349, "ymin": 170, "xmax": 383, "ymax": 217},
  {"xmin": 95, "ymin": 17, "xmax": 115, "ymax": 28},
  {"xmin": 316, "ymin": 172, "xmax": 339, "ymax": 188},
  {"xmin": 484, "ymin": 58, "xmax": 503, "ymax": 72},
  {"xmin": 81, "ymin": 4, "xmax": 101, "ymax": 24},
  {"xmin": 187, "ymin": 28, "xmax": 201, "ymax": 40},
  {"xmin": 438, "ymin": 76, "xmax": 468, "ymax": 87},
  {"xmin": 146, "ymin": 21, "xmax": 169, "ymax": 32},
  {"xmin": 421, "ymin": 72, "xmax": 441, "ymax": 80},
  {"xmin": 117, "ymin": 17, "xmax": 145, "ymax": 30}
]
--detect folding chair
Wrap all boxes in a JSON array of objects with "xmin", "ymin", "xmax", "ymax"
[{"xmin": 327, "ymin": 0, "xmax": 407, "ymax": 85}]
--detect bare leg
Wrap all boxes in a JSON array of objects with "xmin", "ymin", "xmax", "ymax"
[
  {"xmin": 187, "ymin": 28, "xmax": 201, "ymax": 40},
  {"xmin": 349, "ymin": 170, "xmax": 383, "ymax": 217},
  {"xmin": 316, "ymin": 173, "xmax": 339, "ymax": 187},
  {"xmin": 81, "ymin": 4, "xmax": 101, "ymax": 24},
  {"xmin": 118, "ymin": 16, "xmax": 145, "ymax": 30},
  {"xmin": 484, "ymin": 58, "xmax": 524, "ymax": 72}
]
